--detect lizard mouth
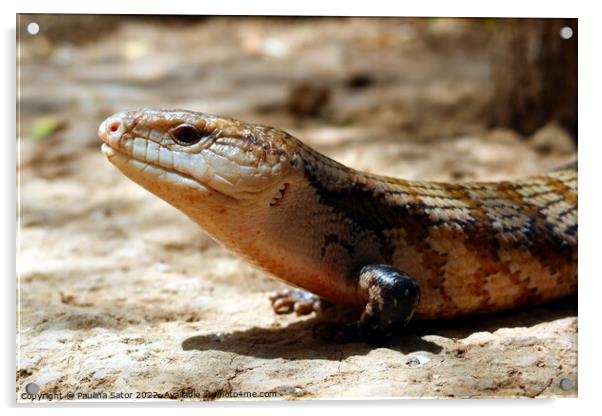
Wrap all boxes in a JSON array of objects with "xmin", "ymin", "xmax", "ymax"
[{"xmin": 100, "ymin": 142, "xmax": 214, "ymax": 196}]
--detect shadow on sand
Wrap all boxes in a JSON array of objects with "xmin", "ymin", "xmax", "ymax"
[{"xmin": 182, "ymin": 296, "xmax": 576, "ymax": 361}]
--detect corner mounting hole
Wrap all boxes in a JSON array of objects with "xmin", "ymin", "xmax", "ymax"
[
  {"xmin": 27, "ymin": 22, "xmax": 40, "ymax": 35},
  {"xmin": 560, "ymin": 26, "xmax": 573, "ymax": 40},
  {"xmin": 559, "ymin": 378, "xmax": 573, "ymax": 391}
]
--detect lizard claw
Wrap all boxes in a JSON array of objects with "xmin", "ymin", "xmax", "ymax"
[{"xmin": 269, "ymin": 289, "xmax": 324, "ymax": 315}]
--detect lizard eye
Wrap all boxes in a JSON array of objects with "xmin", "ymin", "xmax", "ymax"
[{"xmin": 170, "ymin": 124, "xmax": 204, "ymax": 146}]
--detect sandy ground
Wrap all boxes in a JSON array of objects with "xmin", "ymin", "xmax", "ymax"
[{"xmin": 17, "ymin": 16, "xmax": 577, "ymax": 400}]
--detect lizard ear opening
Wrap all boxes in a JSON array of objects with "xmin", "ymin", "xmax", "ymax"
[{"xmin": 269, "ymin": 183, "xmax": 289, "ymax": 207}]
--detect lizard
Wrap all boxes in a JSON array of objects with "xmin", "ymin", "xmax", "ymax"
[{"xmin": 98, "ymin": 109, "xmax": 578, "ymax": 345}]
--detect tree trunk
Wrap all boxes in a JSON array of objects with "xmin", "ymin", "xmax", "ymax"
[{"xmin": 490, "ymin": 18, "xmax": 577, "ymax": 138}]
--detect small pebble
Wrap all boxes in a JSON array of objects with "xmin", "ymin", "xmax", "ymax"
[
  {"xmin": 530, "ymin": 122, "xmax": 575, "ymax": 155},
  {"xmin": 406, "ymin": 354, "xmax": 431, "ymax": 367}
]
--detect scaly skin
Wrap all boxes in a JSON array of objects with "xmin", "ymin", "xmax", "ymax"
[{"xmin": 98, "ymin": 109, "xmax": 577, "ymax": 341}]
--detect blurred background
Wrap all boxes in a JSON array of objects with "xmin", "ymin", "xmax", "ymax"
[
  {"xmin": 18, "ymin": 16, "xmax": 577, "ymax": 180},
  {"xmin": 16, "ymin": 16, "xmax": 578, "ymax": 399}
]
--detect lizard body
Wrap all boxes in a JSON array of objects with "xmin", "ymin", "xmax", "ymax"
[{"xmin": 98, "ymin": 109, "xmax": 577, "ymax": 343}]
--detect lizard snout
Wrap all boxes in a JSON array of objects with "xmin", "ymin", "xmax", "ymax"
[{"xmin": 98, "ymin": 113, "xmax": 129, "ymax": 152}]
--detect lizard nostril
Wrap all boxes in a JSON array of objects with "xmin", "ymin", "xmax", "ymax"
[{"xmin": 108, "ymin": 120, "xmax": 121, "ymax": 133}]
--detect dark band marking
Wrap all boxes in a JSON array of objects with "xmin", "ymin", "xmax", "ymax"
[
  {"xmin": 556, "ymin": 206, "xmax": 577, "ymax": 222},
  {"xmin": 564, "ymin": 223, "xmax": 578, "ymax": 237},
  {"xmin": 320, "ymin": 233, "xmax": 355, "ymax": 259}
]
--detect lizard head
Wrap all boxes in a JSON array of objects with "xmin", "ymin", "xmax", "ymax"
[{"xmin": 98, "ymin": 109, "xmax": 302, "ymax": 216}]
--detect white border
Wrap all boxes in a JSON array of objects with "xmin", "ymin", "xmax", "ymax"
[{"xmin": 4, "ymin": 1, "xmax": 601, "ymax": 415}]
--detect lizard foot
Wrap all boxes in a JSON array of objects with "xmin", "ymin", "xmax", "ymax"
[{"xmin": 269, "ymin": 289, "xmax": 325, "ymax": 315}]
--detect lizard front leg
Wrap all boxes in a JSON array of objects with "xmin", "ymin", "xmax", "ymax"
[{"xmin": 314, "ymin": 264, "xmax": 420, "ymax": 345}]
